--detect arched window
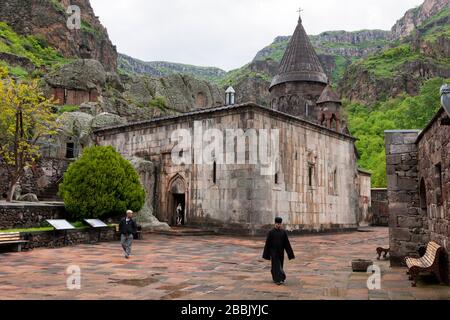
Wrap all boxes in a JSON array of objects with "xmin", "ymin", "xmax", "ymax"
[
  {"xmin": 435, "ymin": 164, "xmax": 443, "ymax": 206},
  {"xmin": 330, "ymin": 115, "xmax": 338, "ymax": 130},
  {"xmin": 308, "ymin": 165, "xmax": 314, "ymax": 188},
  {"xmin": 333, "ymin": 168, "xmax": 338, "ymax": 195},
  {"xmin": 213, "ymin": 161, "xmax": 217, "ymax": 184}
]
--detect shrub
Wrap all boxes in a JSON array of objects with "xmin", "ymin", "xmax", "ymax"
[{"xmin": 59, "ymin": 146, "xmax": 145, "ymax": 220}]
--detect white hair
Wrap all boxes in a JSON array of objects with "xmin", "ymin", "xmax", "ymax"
[{"xmin": 126, "ymin": 210, "xmax": 133, "ymax": 215}]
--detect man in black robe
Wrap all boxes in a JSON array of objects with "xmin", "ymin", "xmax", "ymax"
[{"xmin": 263, "ymin": 217, "xmax": 295, "ymax": 285}]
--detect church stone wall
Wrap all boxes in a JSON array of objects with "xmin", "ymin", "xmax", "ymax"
[
  {"xmin": 96, "ymin": 105, "xmax": 359, "ymax": 235},
  {"xmin": 385, "ymin": 112, "xmax": 450, "ymax": 281},
  {"xmin": 416, "ymin": 110, "xmax": 450, "ymax": 282},
  {"xmin": 357, "ymin": 171, "xmax": 372, "ymax": 226},
  {"xmin": 385, "ymin": 130, "xmax": 424, "ymax": 266}
]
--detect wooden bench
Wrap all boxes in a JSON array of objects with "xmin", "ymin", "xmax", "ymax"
[
  {"xmin": 0, "ymin": 232, "xmax": 29, "ymax": 253},
  {"xmin": 405, "ymin": 241, "xmax": 445, "ymax": 287}
]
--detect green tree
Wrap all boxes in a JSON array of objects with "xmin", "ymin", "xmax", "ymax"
[
  {"xmin": 58, "ymin": 146, "xmax": 145, "ymax": 220},
  {"xmin": 0, "ymin": 66, "xmax": 58, "ymax": 201},
  {"xmin": 345, "ymin": 77, "xmax": 449, "ymax": 188}
]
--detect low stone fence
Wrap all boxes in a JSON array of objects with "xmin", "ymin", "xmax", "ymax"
[
  {"xmin": 371, "ymin": 188, "xmax": 389, "ymax": 226},
  {"xmin": 0, "ymin": 201, "xmax": 66, "ymax": 229},
  {"xmin": 20, "ymin": 227, "xmax": 117, "ymax": 249}
]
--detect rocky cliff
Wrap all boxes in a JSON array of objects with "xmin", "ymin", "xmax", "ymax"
[
  {"xmin": 41, "ymin": 58, "xmax": 225, "ymax": 121},
  {"xmin": 111, "ymin": 73, "xmax": 225, "ymax": 120},
  {"xmin": 0, "ymin": 0, "xmax": 117, "ymax": 71},
  {"xmin": 391, "ymin": 0, "xmax": 449, "ymax": 39}
]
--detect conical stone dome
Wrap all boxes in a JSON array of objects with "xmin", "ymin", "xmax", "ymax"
[{"xmin": 270, "ymin": 17, "xmax": 328, "ymax": 90}]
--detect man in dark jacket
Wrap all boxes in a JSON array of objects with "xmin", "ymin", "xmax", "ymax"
[
  {"xmin": 263, "ymin": 217, "xmax": 295, "ymax": 285},
  {"xmin": 119, "ymin": 210, "xmax": 138, "ymax": 259}
]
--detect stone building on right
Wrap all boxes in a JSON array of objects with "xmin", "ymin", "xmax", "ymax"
[{"xmin": 385, "ymin": 98, "xmax": 450, "ymax": 281}]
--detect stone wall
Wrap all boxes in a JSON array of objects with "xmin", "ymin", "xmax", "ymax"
[
  {"xmin": 96, "ymin": 103, "xmax": 359, "ymax": 235},
  {"xmin": 416, "ymin": 109, "xmax": 450, "ymax": 281},
  {"xmin": 371, "ymin": 188, "xmax": 389, "ymax": 226},
  {"xmin": 385, "ymin": 130, "xmax": 424, "ymax": 266},
  {"xmin": 0, "ymin": 202, "xmax": 65, "ymax": 229},
  {"xmin": 18, "ymin": 227, "xmax": 116, "ymax": 250},
  {"xmin": 357, "ymin": 171, "xmax": 372, "ymax": 226}
]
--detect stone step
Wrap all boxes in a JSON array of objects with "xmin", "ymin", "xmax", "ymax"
[
  {"xmin": 144, "ymin": 227, "xmax": 218, "ymax": 237},
  {"xmin": 38, "ymin": 194, "xmax": 62, "ymax": 201}
]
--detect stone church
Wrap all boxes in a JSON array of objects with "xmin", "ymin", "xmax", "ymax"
[{"xmin": 94, "ymin": 17, "xmax": 367, "ymax": 234}]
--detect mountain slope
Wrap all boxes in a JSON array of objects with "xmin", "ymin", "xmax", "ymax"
[
  {"xmin": 338, "ymin": 6, "xmax": 450, "ymax": 103},
  {"xmin": 118, "ymin": 53, "xmax": 227, "ymax": 83},
  {"xmin": 341, "ymin": 1, "xmax": 450, "ymax": 187}
]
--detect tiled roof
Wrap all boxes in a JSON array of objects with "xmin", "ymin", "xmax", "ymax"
[
  {"xmin": 317, "ymin": 85, "xmax": 342, "ymax": 104},
  {"xmin": 93, "ymin": 102, "xmax": 355, "ymax": 141}
]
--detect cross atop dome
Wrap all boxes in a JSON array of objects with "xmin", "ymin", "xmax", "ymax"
[
  {"xmin": 269, "ymin": 12, "xmax": 328, "ymax": 90},
  {"xmin": 297, "ymin": 7, "xmax": 303, "ymax": 22}
]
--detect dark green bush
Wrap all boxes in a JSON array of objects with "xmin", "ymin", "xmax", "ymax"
[{"xmin": 59, "ymin": 146, "xmax": 145, "ymax": 220}]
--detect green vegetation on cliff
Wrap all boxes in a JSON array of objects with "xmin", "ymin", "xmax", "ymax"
[
  {"xmin": 418, "ymin": 7, "xmax": 450, "ymax": 42},
  {"xmin": 0, "ymin": 22, "xmax": 69, "ymax": 77},
  {"xmin": 357, "ymin": 44, "xmax": 423, "ymax": 78},
  {"xmin": 217, "ymin": 63, "xmax": 272, "ymax": 87},
  {"xmin": 345, "ymin": 77, "xmax": 448, "ymax": 187}
]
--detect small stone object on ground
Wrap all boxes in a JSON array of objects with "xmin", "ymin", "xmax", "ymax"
[{"xmin": 352, "ymin": 259, "xmax": 373, "ymax": 272}]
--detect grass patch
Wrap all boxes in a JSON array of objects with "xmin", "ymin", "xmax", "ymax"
[
  {"xmin": 0, "ymin": 221, "xmax": 115, "ymax": 233},
  {"xmin": 58, "ymin": 105, "xmax": 80, "ymax": 114},
  {"xmin": 0, "ymin": 61, "xmax": 28, "ymax": 78}
]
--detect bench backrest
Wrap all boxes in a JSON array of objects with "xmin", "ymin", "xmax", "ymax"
[
  {"xmin": 421, "ymin": 241, "xmax": 442, "ymax": 266},
  {"xmin": 0, "ymin": 232, "xmax": 21, "ymax": 242}
]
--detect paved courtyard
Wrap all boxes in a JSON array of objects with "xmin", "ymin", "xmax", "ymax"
[{"xmin": 0, "ymin": 227, "xmax": 449, "ymax": 300}]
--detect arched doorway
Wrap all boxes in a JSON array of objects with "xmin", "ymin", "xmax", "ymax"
[{"xmin": 168, "ymin": 176, "xmax": 187, "ymax": 226}]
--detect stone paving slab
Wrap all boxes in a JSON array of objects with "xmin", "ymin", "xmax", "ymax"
[{"xmin": 0, "ymin": 227, "xmax": 449, "ymax": 300}]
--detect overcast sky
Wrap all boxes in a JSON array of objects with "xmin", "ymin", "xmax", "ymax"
[{"xmin": 90, "ymin": 0, "xmax": 424, "ymax": 71}]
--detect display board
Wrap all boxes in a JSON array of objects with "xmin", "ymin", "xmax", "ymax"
[
  {"xmin": 46, "ymin": 220, "xmax": 76, "ymax": 230},
  {"xmin": 84, "ymin": 219, "xmax": 108, "ymax": 228}
]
